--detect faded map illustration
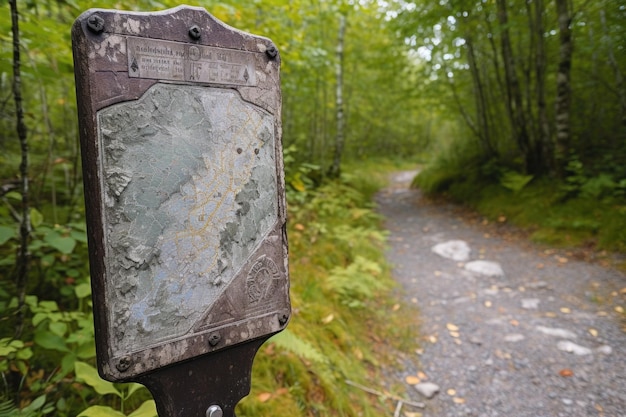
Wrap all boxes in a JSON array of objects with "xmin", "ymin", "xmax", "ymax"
[{"xmin": 97, "ymin": 84, "xmax": 277, "ymax": 355}]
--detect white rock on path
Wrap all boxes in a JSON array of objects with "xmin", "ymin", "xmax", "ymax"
[
  {"xmin": 557, "ymin": 340, "xmax": 592, "ymax": 355},
  {"xmin": 536, "ymin": 326, "xmax": 577, "ymax": 339},
  {"xmin": 414, "ymin": 382, "xmax": 440, "ymax": 399},
  {"xmin": 521, "ymin": 298, "xmax": 540, "ymax": 309},
  {"xmin": 464, "ymin": 260, "xmax": 504, "ymax": 277},
  {"xmin": 432, "ymin": 240, "xmax": 471, "ymax": 261}
]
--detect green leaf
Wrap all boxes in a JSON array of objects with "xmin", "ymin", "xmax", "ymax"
[
  {"xmin": 30, "ymin": 208, "xmax": 44, "ymax": 228},
  {"xmin": 0, "ymin": 225, "xmax": 16, "ymax": 245},
  {"xmin": 49, "ymin": 321, "xmax": 68, "ymax": 337},
  {"xmin": 22, "ymin": 395, "xmax": 46, "ymax": 412},
  {"xmin": 499, "ymin": 171, "xmax": 533, "ymax": 192},
  {"xmin": 34, "ymin": 330, "xmax": 69, "ymax": 352},
  {"xmin": 74, "ymin": 361, "xmax": 122, "ymax": 397},
  {"xmin": 128, "ymin": 400, "xmax": 157, "ymax": 417},
  {"xmin": 75, "ymin": 283, "xmax": 92, "ymax": 299},
  {"xmin": 44, "ymin": 231, "xmax": 76, "ymax": 254},
  {"xmin": 5, "ymin": 191, "xmax": 21, "ymax": 200},
  {"xmin": 125, "ymin": 383, "xmax": 147, "ymax": 400},
  {"xmin": 77, "ymin": 405, "xmax": 126, "ymax": 417}
]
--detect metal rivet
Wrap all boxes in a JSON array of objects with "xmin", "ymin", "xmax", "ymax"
[
  {"xmin": 236, "ymin": 148, "xmax": 243, "ymax": 154},
  {"xmin": 265, "ymin": 45, "xmax": 278, "ymax": 59},
  {"xmin": 206, "ymin": 405, "xmax": 223, "ymax": 417},
  {"xmin": 278, "ymin": 312, "xmax": 289, "ymax": 326},
  {"xmin": 254, "ymin": 148, "xmax": 259, "ymax": 155},
  {"xmin": 189, "ymin": 25, "xmax": 201, "ymax": 40},
  {"xmin": 87, "ymin": 14, "xmax": 105, "ymax": 34},
  {"xmin": 208, "ymin": 333, "xmax": 221, "ymax": 347},
  {"xmin": 116, "ymin": 356, "xmax": 131, "ymax": 372}
]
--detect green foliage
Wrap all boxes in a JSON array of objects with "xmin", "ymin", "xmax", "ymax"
[{"xmin": 327, "ymin": 256, "xmax": 386, "ymax": 308}]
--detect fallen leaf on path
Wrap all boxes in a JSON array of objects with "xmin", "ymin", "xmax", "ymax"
[
  {"xmin": 418, "ymin": 371, "xmax": 428, "ymax": 380},
  {"xmin": 428, "ymin": 335, "xmax": 437, "ymax": 344},
  {"xmin": 560, "ymin": 307, "xmax": 572, "ymax": 314},
  {"xmin": 446, "ymin": 323, "xmax": 459, "ymax": 332},
  {"xmin": 434, "ymin": 271, "xmax": 442, "ymax": 277},
  {"xmin": 536, "ymin": 263, "xmax": 545, "ymax": 269},
  {"xmin": 619, "ymin": 287, "xmax": 626, "ymax": 294},
  {"xmin": 557, "ymin": 257, "xmax": 568, "ymax": 264},
  {"xmin": 411, "ymin": 298, "xmax": 418, "ymax": 304},
  {"xmin": 392, "ymin": 304, "xmax": 401, "ymax": 311},
  {"xmin": 483, "ymin": 233, "xmax": 491, "ymax": 238},
  {"xmin": 545, "ymin": 312, "xmax": 557, "ymax": 317},
  {"xmin": 449, "ymin": 331, "xmax": 460, "ymax": 338},
  {"xmin": 447, "ymin": 389, "xmax": 456, "ymax": 396},
  {"xmin": 403, "ymin": 412, "xmax": 423, "ymax": 417},
  {"xmin": 453, "ymin": 397, "xmax": 466, "ymax": 404},
  {"xmin": 589, "ymin": 328, "xmax": 598, "ymax": 337},
  {"xmin": 616, "ymin": 306, "xmax": 624, "ymax": 313},
  {"xmin": 498, "ymin": 215, "xmax": 506, "ymax": 222},
  {"xmin": 510, "ymin": 319, "xmax": 519, "ymax": 326},
  {"xmin": 405, "ymin": 375, "xmax": 420, "ymax": 385},
  {"xmin": 559, "ymin": 369, "xmax": 574, "ymax": 377},
  {"xmin": 484, "ymin": 301, "xmax": 492, "ymax": 308}
]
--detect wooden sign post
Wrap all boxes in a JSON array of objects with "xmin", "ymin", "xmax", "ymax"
[{"xmin": 72, "ymin": 6, "xmax": 289, "ymax": 416}]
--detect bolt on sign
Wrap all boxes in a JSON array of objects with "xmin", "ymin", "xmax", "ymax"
[{"xmin": 72, "ymin": 6, "xmax": 289, "ymax": 416}]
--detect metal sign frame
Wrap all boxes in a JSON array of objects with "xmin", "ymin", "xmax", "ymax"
[{"xmin": 72, "ymin": 6, "xmax": 289, "ymax": 384}]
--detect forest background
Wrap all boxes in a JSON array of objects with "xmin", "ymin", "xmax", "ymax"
[{"xmin": 1, "ymin": 0, "xmax": 624, "ymax": 416}]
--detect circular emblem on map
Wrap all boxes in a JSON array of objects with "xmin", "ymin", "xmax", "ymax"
[
  {"xmin": 247, "ymin": 256, "xmax": 280, "ymax": 304},
  {"xmin": 189, "ymin": 46, "xmax": 200, "ymax": 61}
]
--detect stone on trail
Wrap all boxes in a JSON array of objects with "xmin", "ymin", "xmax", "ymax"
[
  {"xmin": 504, "ymin": 333, "xmax": 525, "ymax": 342},
  {"xmin": 431, "ymin": 240, "xmax": 471, "ymax": 261},
  {"xmin": 414, "ymin": 382, "xmax": 440, "ymax": 399},
  {"xmin": 536, "ymin": 326, "xmax": 577, "ymax": 339},
  {"xmin": 557, "ymin": 341, "xmax": 592, "ymax": 355},
  {"xmin": 464, "ymin": 260, "xmax": 504, "ymax": 277},
  {"xmin": 521, "ymin": 298, "xmax": 540, "ymax": 309}
]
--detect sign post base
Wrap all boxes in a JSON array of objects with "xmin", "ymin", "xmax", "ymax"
[{"xmin": 137, "ymin": 338, "xmax": 267, "ymax": 417}]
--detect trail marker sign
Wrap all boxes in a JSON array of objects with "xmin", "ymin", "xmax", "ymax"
[{"xmin": 72, "ymin": 6, "xmax": 289, "ymax": 416}]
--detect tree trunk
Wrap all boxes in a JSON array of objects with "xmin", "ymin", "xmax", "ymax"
[
  {"xmin": 329, "ymin": 13, "xmax": 346, "ymax": 178},
  {"xmin": 534, "ymin": 0, "xmax": 552, "ymax": 172},
  {"xmin": 466, "ymin": 35, "xmax": 494, "ymax": 155},
  {"xmin": 496, "ymin": 0, "xmax": 532, "ymax": 172},
  {"xmin": 10, "ymin": 0, "xmax": 30, "ymax": 339},
  {"xmin": 554, "ymin": 0, "xmax": 573, "ymax": 177},
  {"xmin": 600, "ymin": 8, "xmax": 625, "ymax": 128}
]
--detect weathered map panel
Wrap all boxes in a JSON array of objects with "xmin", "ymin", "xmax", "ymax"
[{"xmin": 72, "ymin": 6, "xmax": 289, "ymax": 381}]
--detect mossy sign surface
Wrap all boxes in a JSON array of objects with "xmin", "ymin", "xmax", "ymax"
[{"xmin": 73, "ymin": 6, "xmax": 289, "ymax": 381}]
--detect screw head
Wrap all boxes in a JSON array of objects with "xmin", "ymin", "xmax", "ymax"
[
  {"xmin": 266, "ymin": 45, "xmax": 278, "ymax": 59},
  {"xmin": 206, "ymin": 405, "xmax": 223, "ymax": 417},
  {"xmin": 208, "ymin": 333, "xmax": 221, "ymax": 347},
  {"xmin": 189, "ymin": 25, "xmax": 201, "ymax": 40},
  {"xmin": 116, "ymin": 356, "xmax": 131, "ymax": 372},
  {"xmin": 87, "ymin": 14, "xmax": 104, "ymax": 34},
  {"xmin": 278, "ymin": 312, "xmax": 289, "ymax": 326}
]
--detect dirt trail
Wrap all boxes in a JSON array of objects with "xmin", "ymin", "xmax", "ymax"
[{"xmin": 376, "ymin": 171, "xmax": 626, "ymax": 417}]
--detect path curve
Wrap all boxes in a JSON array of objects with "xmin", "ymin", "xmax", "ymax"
[{"xmin": 376, "ymin": 170, "xmax": 626, "ymax": 417}]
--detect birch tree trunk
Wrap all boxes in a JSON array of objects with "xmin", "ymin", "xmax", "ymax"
[
  {"xmin": 329, "ymin": 13, "xmax": 346, "ymax": 178},
  {"xmin": 10, "ymin": 0, "xmax": 30, "ymax": 339},
  {"xmin": 554, "ymin": 0, "xmax": 573, "ymax": 177}
]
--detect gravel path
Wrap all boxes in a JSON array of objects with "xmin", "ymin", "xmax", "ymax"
[{"xmin": 376, "ymin": 171, "xmax": 626, "ymax": 417}]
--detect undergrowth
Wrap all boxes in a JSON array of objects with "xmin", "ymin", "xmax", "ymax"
[
  {"xmin": 0, "ymin": 157, "xmax": 421, "ymax": 416},
  {"xmin": 414, "ymin": 149, "xmax": 626, "ymax": 258},
  {"xmin": 238, "ymin": 158, "xmax": 421, "ymax": 416}
]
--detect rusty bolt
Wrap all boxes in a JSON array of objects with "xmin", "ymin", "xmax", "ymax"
[
  {"xmin": 116, "ymin": 356, "xmax": 131, "ymax": 372},
  {"xmin": 189, "ymin": 25, "xmax": 201, "ymax": 40},
  {"xmin": 265, "ymin": 45, "xmax": 278, "ymax": 59},
  {"xmin": 208, "ymin": 333, "xmax": 221, "ymax": 347},
  {"xmin": 87, "ymin": 14, "xmax": 105, "ymax": 34}
]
